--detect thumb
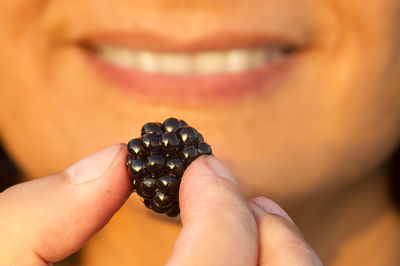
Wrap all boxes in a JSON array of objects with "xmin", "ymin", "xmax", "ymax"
[
  {"xmin": 0, "ymin": 143, "xmax": 132, "ymax": 265},
  {"xmin": 167, "ymin": 155, "xmax": 258, "ymax": 266}
]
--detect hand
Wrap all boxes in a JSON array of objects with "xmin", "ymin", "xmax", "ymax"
[
  {"xmin": 167, "ymin": 155, "xmax": 322, "ymax": 266},
  {"xmin": 0, "ymin": 144, "xmax": 132, "ymax": 265},
  {"xmin": 0, "ymin": 144, "xmax": 322, "ymax": 265}
]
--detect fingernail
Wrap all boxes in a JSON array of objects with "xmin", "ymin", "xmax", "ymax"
[
  {"xmin": 66, "ymin": 144, "xmax": 122, "ymax": 184},
  {"xmin": 251, "ymin": 196, "xmax": 295, "ymax": 224},
  {"xmin": 206, "ymin": 155, "xmax": 237, "ymax": 184}
]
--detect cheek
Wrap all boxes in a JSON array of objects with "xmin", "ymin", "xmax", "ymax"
[{"xmin": 233, "ymin": 0, "xmax": 400, "ymax": 201}]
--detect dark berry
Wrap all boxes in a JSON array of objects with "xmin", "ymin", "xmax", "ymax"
[
  {"xmin": 166, "ymin": 205, "xmax": 180, "ymax": 217},
  {"xmin": 146, "ymin": 154, "xmax": 166, "ymax": 175},
  {"xmin": 198, "ymin": 133, "xmax": 204, "ymax": 142},
  {"xmin": 150, "ymin": 201, "xmax": 172, "ymax": 214},
  {"xmin": 136, "ymin": 177, "xmax": 157, "ymax": 198},
  {"xmin": 162, "ymin": 118, "xmax": 183, "ymax": 133},
  {"xmin": 178, "ymin": 127, "xmax": 199, "ymax": 146},
  {"xmin": 153, "ymin": 189, "xmax": 175, "ymax": 208},
  {"xmin": 127, "ymin": 138, "xmax": 143, "ymax": 159},
  {"xmin": 141, "ymin": 134, "xmax": 161, "ymax": 152},
  {"xmin": 141, "ymin": 122, "xmax": 163, "ymax": 136},
  {"xmin": 128, "ymin": 159, "xmax": 147, "ymax": 179},
  {"xmin": 126, "ymin": 154, "xmax": 134, "ymax": 167},
  {"xmin": 126, "ymin": 118, "xmax": 212, "ymax": 217},
  {"xmin": 161, "ymin": 133, "xmax": 180, "ymax": 157},
  {"xmin": 144, "ymin": 198, "xmax": 152, "ymax": 209},
  {"xmin": 197, "ymin": 141, "xmax": 212, "ymax": 155},
  {"xmin": 182, "ymin": 145, "xmax": 200, "ymax": 164},
  {"xmin": 157, "ymin": 173, "xmax": 180, "ymax": 194},
  {"xmin": 166, "ymin": 158, "xmax": 185, "ymax": 176}
]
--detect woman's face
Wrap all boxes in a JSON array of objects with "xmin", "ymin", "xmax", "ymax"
[{"xmin": 1, "ymin": 0, "xmax": 400, "ymax": 207}]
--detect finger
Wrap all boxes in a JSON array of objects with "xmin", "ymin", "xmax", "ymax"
[
  {"xmin": 248, "ymin": 197, "xmax": 322, "ymax": 266},
  {"xmin": 0, "ymin": 143, "xmax": 132, "ymax": 265},
  {"xmin": 166, "ymin": 155, "xmax": 258, "ymax": 266}
]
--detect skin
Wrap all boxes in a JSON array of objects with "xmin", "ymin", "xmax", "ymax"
[
  {"xmin": 0, "ymin": 0, "xmax": 399, "ymax": 265},
  {"xmin": 0, "ymin": 147, "xmax": 321, "ymax": 265}
]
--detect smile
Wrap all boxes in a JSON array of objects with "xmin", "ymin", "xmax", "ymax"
[
  {"xmin": 79, "ymin": 29, "xmax": 304, "ymax": 104},
  {"xmin": 94, "ymin": 45, "xmax": 291, "ymax": 75}
]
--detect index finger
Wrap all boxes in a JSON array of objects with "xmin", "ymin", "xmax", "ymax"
[
  {"xmin": 166, "ymin": 156, "xmax": 258, "ymax": 266},
  {"xmin": 249, "ymin": 197, "xmax": 322, "ymax": 266}
]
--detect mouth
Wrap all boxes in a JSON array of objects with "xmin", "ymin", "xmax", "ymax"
[
  {"xmin": 79, "ymin": 31, "xmax": 305, "ymax": 104},
  {"xmin": 92, "ymin": 44, "xmax": 293, "ymax": 75}
]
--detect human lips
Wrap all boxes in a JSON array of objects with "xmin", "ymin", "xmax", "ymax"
[
  {"xmin": 65, "ymin": 2, "xmax": 313, "ymax": 104},
  {"xmin": 80, "ymin": 35, "xmax": 302, "ymax": 103}
]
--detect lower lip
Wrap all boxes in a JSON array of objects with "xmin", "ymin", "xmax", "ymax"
[{"xmin": 82, "ymin": 47, "xmax": 298, "ymax": 104}]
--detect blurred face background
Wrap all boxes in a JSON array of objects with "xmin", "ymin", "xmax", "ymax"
[{"xmin": 0, "ymin": 0, "xmax": 399, "ymax": 265}]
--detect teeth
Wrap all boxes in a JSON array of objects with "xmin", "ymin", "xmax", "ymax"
[
  {"xmin": 193, "ymin": 52, "xmax": 227, "ymax": 74},
  {"xmin": 137, "ymin": 51, "xmax": 159, "ymax": 72},
  {"xmin": 96, "ymin": 46, "xmax": 285, "ymax": 74},
  {"xmin": 159, "ymin": 53, "xmax": 192, "ymax": 74},
  {"xmin": 99, "ymin": 46, "xmax": 136, "ymax": 68},
  {"xmin": 226, "ymin": 50, "xmax": 252, "ymax": 72}
]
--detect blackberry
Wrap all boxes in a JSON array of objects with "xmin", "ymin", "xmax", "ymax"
[{"xmin": 127, "ymin": 118, "xmax": 212, "ymax": 217}]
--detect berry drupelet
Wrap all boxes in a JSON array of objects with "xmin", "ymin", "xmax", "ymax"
[{"xmin": 126, "ymin": 118, "xmax": 212, "ymax": 217}]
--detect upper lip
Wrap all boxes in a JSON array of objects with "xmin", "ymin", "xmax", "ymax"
[
  {"xmin": 52, "ymin": 4, "xmax": 314, "ymax": 52},
  {"xmin": 79, "ymin": 30, "xmax": 304, "ymax": 53}
]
